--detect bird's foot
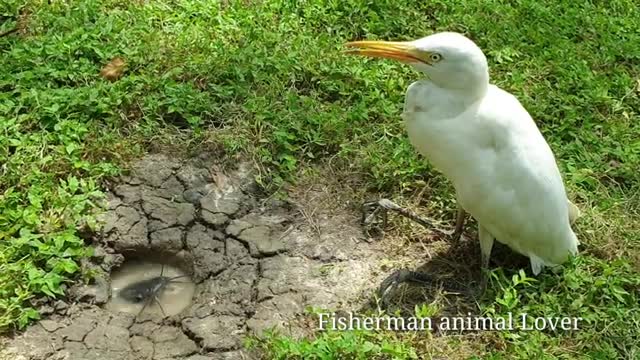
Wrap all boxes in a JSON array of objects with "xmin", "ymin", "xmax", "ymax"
[
  {"xmin": 362, "ymin": 198, "xmax": 455, "ymax": 239},
  {"xmin": 377, "ymin": 269, "xmax": 436, "ymax": 307},
  {"xmin": 362, "ymin": 199, "xmax": 389, "ymax": 237},
  {"xmin": 478, "ymin": 271, "xmax": 488, "ymax": 297}
]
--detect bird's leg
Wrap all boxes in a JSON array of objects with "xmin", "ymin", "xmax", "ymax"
[
  {"xmin": 362, "ymin": 199, "xmax": 454, "ymax": 238},
  {"xmin": 365, "ymin": 200, "xmax": 470, "ymax": 306},
  {"xmin": 478, "ymin": 225, "xmax": 495, "ymax": 293},
  {"xmin": 452, "ymin": 205, "xmax": 466, "ymax": 242}
]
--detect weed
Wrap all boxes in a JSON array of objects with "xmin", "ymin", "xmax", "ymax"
[{"xmin": 1, "ymin": 0, "xmax": 638, "ymax": 358}]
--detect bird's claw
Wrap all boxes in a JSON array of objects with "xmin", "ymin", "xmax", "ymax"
[
  {"xmin": 451, "ymin": 228, "xmax": 463, "ymax": 242},
  {"xmin": 476, "ymin": 268, "xmax": 490, "ymax": 298},
  {"xmin": 377, "ymin": 269, "xmax": 435, "ymax": 307},
  {"xmin": 362, "ymin": 199, "xmax": 456, "ymax": 239}
]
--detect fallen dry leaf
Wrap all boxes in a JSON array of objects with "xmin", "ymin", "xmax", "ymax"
[{"xmin": 100, "ymin": 57, "xmax": 126, "ymax": 81}]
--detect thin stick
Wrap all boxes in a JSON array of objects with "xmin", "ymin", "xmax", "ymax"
[
  {"xmin": 137, "ymin": 297, "xmax": 151, "ymax": 317},
  {"xmin": 154, "ymin": 296, "xmax": 166, "ymax": 316},
  {"xmin": 0, "ymin": 28, "xmax": 18, "ymax": 38}
]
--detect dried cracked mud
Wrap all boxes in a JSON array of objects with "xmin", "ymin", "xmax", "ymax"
[{"xmin": 1, "ymin": 154, "xmax": 394, "ymax": 360}]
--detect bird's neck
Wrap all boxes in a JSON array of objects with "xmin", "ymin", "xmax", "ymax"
[
  {"xmin": 451, "ymin": 85, "xmax": 489, "ymax": 105},
  {"xmin": 445, "ymin": 85, "xmax": 487, "ymax": 105},
  {"xmin": 427, "ymin": 69, "xmax": 490, "ymax": 104},
  {"xmin": 428, "ymin": 83, "xmax": 488, "ymax": 112}
]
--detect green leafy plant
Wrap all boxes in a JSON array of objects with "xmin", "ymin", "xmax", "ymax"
[{"xmin": 1, "ymin": 1, "xmax": 638, "ymax": 358}]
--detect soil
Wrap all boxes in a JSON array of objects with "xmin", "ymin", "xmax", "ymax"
[
  {"xmin": 0, "ymin": 153, "xmax": 523, "ymax": 359},
  {"xmin": 0, "ymin": 154, "xmax": 399, "ymax": 360}
]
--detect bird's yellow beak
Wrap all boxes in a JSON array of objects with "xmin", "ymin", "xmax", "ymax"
[{"xmin": 344, "ymin": 40, "xmax": 422, "ymax": 63}]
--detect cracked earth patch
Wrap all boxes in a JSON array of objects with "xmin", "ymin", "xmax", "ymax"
[{"xmin": 1, "ymin": 154, "xmax": 390, "ymax": 360}]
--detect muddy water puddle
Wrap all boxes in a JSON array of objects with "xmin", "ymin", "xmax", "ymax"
[{"xmin": 106, "ymin": 260, "xmax": 196, "ymax": 317}]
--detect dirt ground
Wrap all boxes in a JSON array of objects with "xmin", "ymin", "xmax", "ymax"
[
  {"xmin": 0, "ymin": 153, "xmax": 506, "ymax": 359},
  {"xmin": 0, "ymin": 154, "xmax": 401, "ymax": 359}
]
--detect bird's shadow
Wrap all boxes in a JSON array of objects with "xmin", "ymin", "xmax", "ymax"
[{"xmin": 359, "ymin": 235, "xmax": 533, "ymax": 318}]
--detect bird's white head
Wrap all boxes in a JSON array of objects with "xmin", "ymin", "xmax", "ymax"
[{"xmin": 345, "ymin": 32, "xmax": 489, "ymax": 99}]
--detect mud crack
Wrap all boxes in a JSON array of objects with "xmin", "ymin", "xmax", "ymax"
[{"xmin": 2, "ymin": 154, "xmax": 384, "ymax": 360}]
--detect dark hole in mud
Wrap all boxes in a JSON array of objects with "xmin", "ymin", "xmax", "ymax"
[{"xmin": 106, "ymin": 252, "xmax": 196, "ymax": 318}]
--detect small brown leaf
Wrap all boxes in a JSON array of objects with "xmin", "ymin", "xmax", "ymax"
[{"xmin": 100, "ymin": 57, "xmax": 126, "ymax": 82}]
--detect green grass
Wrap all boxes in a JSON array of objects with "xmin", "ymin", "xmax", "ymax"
[
  {"xmin": 246, "ymin": 324, "xmax": 420, "ymax": 360},
  {"xmin": 1, "ymin": 0, "xmax": 639, "ymax": 357}
]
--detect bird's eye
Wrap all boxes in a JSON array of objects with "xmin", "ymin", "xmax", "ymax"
[{"xmin": 429, "ymin": 53, "xmax": 442, "ymax": 63}]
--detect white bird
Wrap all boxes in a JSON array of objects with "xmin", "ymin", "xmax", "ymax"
[{"xmin": 345, "ymin": 32, "xmax": 579, "ymax": 288}]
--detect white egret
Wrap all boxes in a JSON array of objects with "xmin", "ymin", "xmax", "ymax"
[{"xmin": 345, "ymin": 32, "xmax": 579, "ymax": 291}]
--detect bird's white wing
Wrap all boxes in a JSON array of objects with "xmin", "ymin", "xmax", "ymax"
[
  {"xmin": 456, "ymin": 85, "xmax": 578, "ymax": 265},
  {"xmin": 403, "ymin": 82, "xmax": 578, "ymax": 267}
]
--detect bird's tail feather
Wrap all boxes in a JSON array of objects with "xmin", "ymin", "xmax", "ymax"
[{"xmin": 568, "ymin": 199, "xmax": 581, "ymax": 224}]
